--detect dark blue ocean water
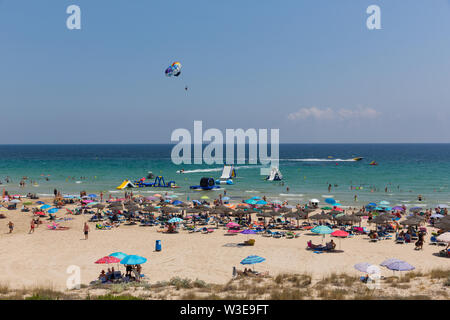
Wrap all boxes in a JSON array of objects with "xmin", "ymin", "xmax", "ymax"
[{"xmin": 0, "ymin": 144, "xmax": 449, "ymax": 207}]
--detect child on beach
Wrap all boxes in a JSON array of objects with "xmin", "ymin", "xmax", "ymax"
[
  {"xmin": 29, "ymin": 219, "xmax": 35, "ymax": 234},
  {"xmin": 7, "ymin": 221, "xmax": 14, "ymax": 233}
]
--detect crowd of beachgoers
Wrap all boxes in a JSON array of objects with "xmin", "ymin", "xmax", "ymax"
[{"xmin": 0, "ymin": 187, "xmax": 449, "ymax": 293}]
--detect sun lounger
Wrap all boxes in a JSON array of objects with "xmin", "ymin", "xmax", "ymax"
[
  {"xmin": 395, "ymin": 236, "xmax": 405, "ymax": 244},
  {"xmin": 262, "ymin": 230, "xmax": 273, "ymax": 237},
  {"xmin": 272, "ymin": 231, "xmax": 284, "ymax": 238}
]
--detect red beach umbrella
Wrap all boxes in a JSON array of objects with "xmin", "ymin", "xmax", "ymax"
[
  {"xmin": 331, "ymin": 230, "xmax": 349, "ymax": 237},
  {"xmin": 95, "ymin": 256, "xmax": 121, "ymax": 264}
]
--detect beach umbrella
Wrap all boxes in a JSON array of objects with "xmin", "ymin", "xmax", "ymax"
[
  {"xmin": 168, "ymin": 217, "xmax": 183, "ymax": 224},
  {"xmin": 222, "ymin": 197, "xmax": 230, "ymax": 201},
  {"xmin": 331, "ymin": 229, "xmax": 349, "ymax": 249},
  {"xmin": 161, "ymin": 207, "xmax": 180, "ymax": 214},
  {"xmin": 436, "ymin": 232, "xmax": 450, "ymax": 243},
  {"xmin": 214, "ymin": 205, "xmax": 233, "ymax": 213},
  {"xmin": 109, "ymin": 252, "xmax": 128, "ymax": 260},
  {"xmin": 250, "ymin": 196, "xmax": 262, "ymax": 200},
  {"xmin": 88, "ymin": 194, "xmax": 97, "ymax": 198},
  {"xmin": 435, "ymin": 222, "xmax": 450, "ymax": 231},
  {"xmin": 256, "ymin": 211, "xmax": 273, "ymax": 218},
  {"xmin": 333, "ymin": 203, "xmax": 342, "ymax": 207},
  {"xmin": 256, "ymin": 200, "xmax": 267, "ymax": 205},
  {"xmin": 244, "ymin": 199, "xmax": 258, "ymax": 205},
  {"xmin": 226, "ymin": 222, "xmax": 240, "ymax": 228},
  {"xmin": 36, "ymin": 201, "xmax": 45, "ymax": 205},
  {"xmin": 392, "ymin": 206, "xmax": 404, "ymax": 211},
  {"xmin": 87, "ymin": 202, "xmax": 99, "ymax": 206},
  {"xmin": 39, "ymin": 204, "xmax": 51, "ymax": 210},
  {"xmin": 240, "ymin": 229, "xmax": 256, "ymax": 240},
  {"xmin": 185, "ymin": 208, "xmax": 202, "ymax": 214},
  {"xmin": 171, "ymin": 200, "xmax": 183, "ymax": 205},
  {"xmin": 309, "ymin": 213, "xmax": 330, "ymax": 221},
  {"xmin": 385, "ymin": 261, "xmax": 415, "ymax": 272},
  {"xmin": 321, "ymin": 206, "xmax": 332, "ymax": 210},
  {"xmin": 200, "ymin": 196, "xmax": 209, "ymax": 200},
  {"xmin": 431, "ymin": 213, "xmax": 444, "ymax": 219},
  {"xmin": 48, "ymin": 208, "xmax": 59, "ymax": 214},
  {"xmin": 277, "ymin": 207, "xmax": 291, "ymax": 213},
  {"xmin": 354, "ymin": 262, "xmax": 371, "ymax": 273},
  {"xmin": 120, "ymin": 255, "xmax": 147, "ymax": 265},
  {"xmin": 10, "ymin": 199, "xmax": 20, "ymax": 203},
  {"xmin": 311, "ymin": 225, "xmax": 333, "ymax": 235},
  {"xmin": 331, "ymin": 230, "xmax": 349, "ymax": 237},
  {"xmin": 380, "ymin": 258, "xmax": 402, "ymax": 267},
  {"xmin": 325, "ymin": 198, "xmax": 336, "ymax": 205},
  {"xmin": 23, "ymin": 201, "xmax": 32, "ymax": 205},
  {"xmin": 95, "ymin": 256, "xmax": 121, "ymax": 264},
  {"xmin": 240, "ymin": 255, "xmax": 266, "ymax": 271}
]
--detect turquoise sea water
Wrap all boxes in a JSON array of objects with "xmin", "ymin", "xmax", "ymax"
[{"xmin": 0, "ymin": 144, "xmax": 449, "ymax": 207}]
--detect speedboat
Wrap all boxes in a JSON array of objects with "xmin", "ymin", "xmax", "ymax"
[{"xmin": 353, "ymin": 157, "xmax": 364, "ymax": 161}]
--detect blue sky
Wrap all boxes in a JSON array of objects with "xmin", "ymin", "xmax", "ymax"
[{"xmin": 0, "ymin": 0, "xmax": 449, "ymax": 143}]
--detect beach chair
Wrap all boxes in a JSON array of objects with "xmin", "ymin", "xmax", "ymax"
[
  {"xmin": 272, "ymin": 231, "xmax": 283, "ymax": 238},
  {"xmin": 262, "ymin": 230, "xmax": 273, "ymax": 237},
  {"xmin": 395, "ymin": 236, "xmax": 405, "ymax": 244}
]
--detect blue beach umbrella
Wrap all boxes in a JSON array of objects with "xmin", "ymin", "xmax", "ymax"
[
  {"xmin": 48, "ymin": 208, "xmax": 59, "ymax": 214},
  {"xmin": 192, "ymin": 200, "xmax": 201, "ymax": 205},
  {"xmin": 250, "ymin": 196, "xmax": 262, "ymax": 200},
  {"xmin": 171, "ymin": 200, "xmax": 183, "ymax": 205},
  {"xmin": 88, "ymin": 194, "xmax": 97, "ymax": 198},
  {"xmin": 325, "ymin": 198, "xmax": 336, "ymax": 205},
  {"xmin": 240, "ymin": 229, "xmax": 256, "ymax": 235},
  {"xmin": 385, "ymin": 261, "xmax": 415, "ymax": 272},
  {"xmin": 36, "ymin": 201, "xmax": 45, "ymax": 205},
  {"xmin": 39, "ymin": 204, "xmax": 51, "ymax": 210},
  {"xmin": 380, "ymin": 258, "xmax": 402, "ymax": 267},
  {"xmin": 245, "ymin": 199, "xmax": 258, "ymax": 205},
  {"xmin": 120, "ymin": 255, "xmax": 147, "ymax": 265},
  {"xmin": 256, "ymin": 200, "xmax": 267, "ymax": 205},
  {"xmin": 222, "ymin": 197, "xmax": 230, "ymax": 201},
  {"xmin": 354, "ymin": 262, "xmax": 371, "ymax": 273},
  {"xmin": 333, "ymin": 203, "xmax": 342, "ymax": 206},
  {"xmin": 168, "ymin": 217, "xmax": 183, "ymax": 223},
  {"xmin": 109, "ymin": 252, "xmax": 128, "ymax": 260},
  {"xmin": 240, "ymin": 255, "xmax": 265, "ymax": 265},
  {"xmin": 311, "ymin": 225, "xmax": 333, "ymax": 235}
]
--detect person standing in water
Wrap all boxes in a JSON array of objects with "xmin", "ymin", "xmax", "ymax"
[{"xmin": 328, "ymin": 184, "xmax": 332, "ymax": 193}]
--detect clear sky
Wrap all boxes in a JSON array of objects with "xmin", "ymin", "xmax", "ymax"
[{"xmin": 1, "ymin": 0, "xmax": 449, "ymax": 143}]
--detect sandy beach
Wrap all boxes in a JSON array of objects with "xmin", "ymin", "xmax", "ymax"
[{"xmin": 0, "ymin": 197, "xmax": 448, "ymax": 292}]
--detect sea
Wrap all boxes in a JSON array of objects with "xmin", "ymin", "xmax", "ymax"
[{"xmin": 0, "ymin": 144, "xmax": 449, "ymax": 208}]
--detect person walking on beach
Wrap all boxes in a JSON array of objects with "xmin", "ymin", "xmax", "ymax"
[
  {"xmin": 100, "ymin": 192, "xmax": 103, "ymax": 203},
  {"xmin": 7, "ymin": 221, "xmax": 14, "ymax": 233},
  {"xmin": 29, "ymin": 219, "xmax": 35, "ymax": 234},
  {"xmin": 328, "ymin": 184, "xmax": 332, "ymax": 193},
  {"xmin": 83, "ymin": 222, "xmax": 90, "ymax": 240}
]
